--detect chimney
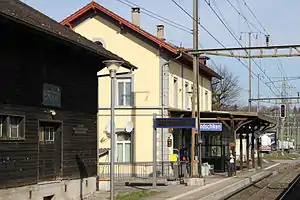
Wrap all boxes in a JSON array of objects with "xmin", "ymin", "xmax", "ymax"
[
  {"xmin": 131, "ymin": 7, "xmax": 140, "ymax": 27},
  {"xmin": 157, "ymin": 24, "xmax": 165, "ymax": 40}
]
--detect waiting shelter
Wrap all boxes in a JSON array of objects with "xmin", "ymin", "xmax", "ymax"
[{"xmin": 169, "ymin": 109, "xmax": 276, "ymax": 174}]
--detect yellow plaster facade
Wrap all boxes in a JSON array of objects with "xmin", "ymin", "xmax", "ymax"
[{"xmin": 71, "ymin": 13, "xmax": 213, "ymax": 168}]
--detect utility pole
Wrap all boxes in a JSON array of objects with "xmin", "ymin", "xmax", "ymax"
[
  {"xmin": 191, "ymin": 0, "xmax": 199, "ymax": 178},
  {"xmin": 257, "ymin": 73, "xmax": 260, "ymax": 113},
  {"xmin": 248, "ymin": 32, "xmax": 252, "ymax": 112}
]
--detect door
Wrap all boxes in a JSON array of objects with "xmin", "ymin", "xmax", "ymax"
[{"xmin": 38, "ymin": 121, "xmax": 62, "ymax": 181}]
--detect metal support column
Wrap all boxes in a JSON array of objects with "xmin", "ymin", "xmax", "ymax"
[
  {"xmin": 153, "ymin": 114, "xmax": 157, "ymax": 188},
  {"xmin": 239, "ymin": 133, "xmax": 243, "ymax": 170},
  {"xmin": 248, "ymin": 32, "xmax": 252, "ymax": 112},
  {"xmin": 109, "ymin": 69, "xmax": 117, "ymax": 200},
  {"xmin": 257, "ymin": 137, "xmax": 261, "ymax": 169},
  {"xmin": 251, "ymin": 132, "xmax": 255, "ymax": 168},
  {"xmin": 191, "ymin": 0, "xmax": 199, "ymax": 177},
  {"xmin": 246, "ymin": 130, "xmax": 250, "ymax": 169}
]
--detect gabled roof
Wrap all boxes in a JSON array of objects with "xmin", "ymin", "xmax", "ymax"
[
  {"xmin": 60, "ymin": 1, "xmax": 221, "ymax": 79},
  {"xmin": 0, "ymin": 0, "xmax": 136, "ymax": 70}
]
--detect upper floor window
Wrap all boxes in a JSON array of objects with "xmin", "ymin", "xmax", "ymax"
[
  {"xmin": 117, "ymin": 78, "xmax": 132, "ymax": 106},
  {"xmin": 0, "ymin": 115, "xmax": 25, "ymax": 140}
]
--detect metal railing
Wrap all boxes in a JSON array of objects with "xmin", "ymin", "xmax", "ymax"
[{"xmin": 98, "ymin": 162, "xmax": 176, "ymax": 180}]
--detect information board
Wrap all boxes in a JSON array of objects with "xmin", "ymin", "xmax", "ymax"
[{"xmin": 154, "ymin": 118, "xmax": 196, "ymax": 129}]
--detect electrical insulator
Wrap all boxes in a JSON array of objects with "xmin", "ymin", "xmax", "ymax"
[
  {"xmin": 280, "ymin": 104, "xmax": 286, "ymax": 118},
  {"xmin": 266, "ymin": 35, "xmax": 270, "ymax": 46}
]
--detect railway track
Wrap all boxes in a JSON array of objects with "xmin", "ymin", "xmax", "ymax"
[
  {"xmin": 277, "ymin": 173, "xmax": 300, "ymax": 200},
  {"xmin": 225, "ymin": 163, "xmax": 300, "ymax": 200}
]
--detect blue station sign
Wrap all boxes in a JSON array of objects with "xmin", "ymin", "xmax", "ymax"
[{"xmin": 199, "ymin": 123, "xmax": 222, "ymax": 131}]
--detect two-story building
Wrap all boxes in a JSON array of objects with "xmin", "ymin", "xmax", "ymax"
[{"xmin": 61, "ymin": 2, "xmax": 221, "ymax": 178}]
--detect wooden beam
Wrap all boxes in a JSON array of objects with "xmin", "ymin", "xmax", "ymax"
[
  {"xmin": 221, "ymin": 120, "xmax": 231, "ymax": 131},
  {"xmin": 217, "ymin": 117, "xmax": 248, "ymax": 121}
]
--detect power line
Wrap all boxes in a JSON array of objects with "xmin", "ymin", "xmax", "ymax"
[
  {"xmin": 226, "ymin": 0, "xmax": 262, "ymax": 33},
  {"xmin": 210, "ymin": 0, "xmax": 238, "ymax": 37},
  {"xmin": 170, "ymin": 0, "xmax": 278, "ymax": 96},
  {"xmin": 114, "ymin": 0, "xmax": 192, "ymax": 34},
  {"xmin": 241, "ymin": 0, "xmax": 269, "ymax": 35},
  {"xmin": 203, "ymin": 0, "xmax": 280, "ymax": 95}
]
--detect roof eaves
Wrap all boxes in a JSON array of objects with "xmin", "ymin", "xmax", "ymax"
[
  {"xmin": 0, "ymin": 2, "xmax": 136, "ymax": 70},
  {"xmin": 60, "ymin": 1, "xmax": 179, "ymax": 55}
]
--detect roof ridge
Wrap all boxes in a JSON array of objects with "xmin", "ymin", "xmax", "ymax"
[{"xmin": 61, "ymin": 1, "xmax": 179, "ymax": 54}]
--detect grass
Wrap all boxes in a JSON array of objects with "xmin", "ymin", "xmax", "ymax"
[
  {"xmin": 263, "ymin": 152, "xmax": 300, "ymax": 160},
  {"xmin": 115, "ymin": 190, "xmax": 161, "ymax": 200}
]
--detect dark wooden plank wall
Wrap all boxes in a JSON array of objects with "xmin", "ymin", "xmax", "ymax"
[{"xmin": 0, "ymin": 17, "xmax": 99, "ymax": 188}]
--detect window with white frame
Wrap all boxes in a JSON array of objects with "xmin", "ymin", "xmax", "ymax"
[
  {"xmin": 117, "ymin": 78, "xmax": 132, "ymax": 106},
  {"xmin": 116, "ymin": 132, "xmax": 132, "ymax": 162},
  {"xmin": 39, "ymin": 125, "xmax": 55, "ymax": 142},
  {"xmin": 0, "ymin": 115, "xmax": 25, "ymax": 140},
  {"xmin": 173, "ymin": 77, "xmax": 178, "ymax": 108},
  {"xmin": 185, "ymin": 82, "xmax": 190, "ymax": 109}
]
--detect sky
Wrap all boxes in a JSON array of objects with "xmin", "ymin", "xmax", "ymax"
[{"xmin": 22, "ymin": 0, "xmax": 300, "ymax": 106}]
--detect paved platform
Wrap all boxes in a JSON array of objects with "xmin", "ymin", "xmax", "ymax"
[{"xmin": 85, "ymin": 160, "xmax": 298, "ymax": 200}]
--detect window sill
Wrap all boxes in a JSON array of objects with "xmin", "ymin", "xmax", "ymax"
[
  {"xmin": 116, "ymin": 106, "xmax": 133, "ymax": 109},
  {"xmin": 0, "ymin": 137, "xmax": 25, "ymax": 141}
]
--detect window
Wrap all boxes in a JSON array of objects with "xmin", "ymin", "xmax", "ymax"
[
  {"xmin": 0, "ymin": 115, "xmax": 25, "ymax": 140},
  {"xmin": 185, "ymin": 82, "xmax": 190, "ymax": 109},
  {"xmin": 173, "ymin": 77, "xmax": 178, "ymax": 107},
  {"xmin": 117, "ymin": 78, "xmax": 132, "ymax": 106},
  {"xmin": 116, "ymin": 132, "xmax": 132, "ymax": 162},
  {"xmin": 9, "ymin": 116, "xmax": 20, "ymax": 138},
  {"xmin": 39, "ymin": 125, "xmax": 55, "ymax": 143}
]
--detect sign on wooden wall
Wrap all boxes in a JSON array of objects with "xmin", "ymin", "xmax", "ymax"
[{"xmin": 42, "ymin": 83, "xmax": 61, "ymax": 108}]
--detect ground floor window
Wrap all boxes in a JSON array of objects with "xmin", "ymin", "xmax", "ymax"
[
  {"xmin": 116, "ymin": 132, "xmax": 132, "ymax": 162},
  {"xmin": 0, "ymin": 115, "xmax": 25, "ymax": 140}
]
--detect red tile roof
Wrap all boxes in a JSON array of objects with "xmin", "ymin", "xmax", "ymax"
[{"xmin": 60, "ymin": 1, "xmax": 220, "ymax": 79}]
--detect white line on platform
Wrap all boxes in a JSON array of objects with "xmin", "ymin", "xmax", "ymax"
[
  {"xmin": 165, "ymin": 177, "xmax": 233, "ymax": 200},
  {"xmin": 264, "ymin": 163, "xmax": 280, "ymax": 170}
]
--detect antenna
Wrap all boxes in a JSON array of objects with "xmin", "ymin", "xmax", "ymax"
[{"xmin": 125, "ymin": 121, "xmax": 133, "ymax": 132}]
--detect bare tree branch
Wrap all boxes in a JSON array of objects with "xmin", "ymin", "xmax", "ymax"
[{"xmin": 212, "ymin": 65, "xmax": 241, "ymax": 110}]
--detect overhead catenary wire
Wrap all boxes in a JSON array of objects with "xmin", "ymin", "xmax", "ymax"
[
  {"xmin": 226, "ymin": 0, "xmax": 262, "ymax": 33},
  {"xmin": 241, "ymin": 0, "xmax": 269, "ymax": 35},
  {"xmin": 203, "ymin": 0, "xmax": 280, "ymax": 95},
  {"xmin": 114, "ymin": 0, "xmax": 192, "ymax": 34},
  {"xmin": 170, "ymin": 0, "xmax": 279, "ymax": 96}
]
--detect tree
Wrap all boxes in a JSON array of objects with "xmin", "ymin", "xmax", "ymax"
[{"xmin": 212, "ymin": 65, "xmax": 241, "ymax": 110}]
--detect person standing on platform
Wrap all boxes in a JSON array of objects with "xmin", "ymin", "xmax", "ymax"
[{"xmin": 228, "ymin": 150, "xmax": 236, "ymax": 177}]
